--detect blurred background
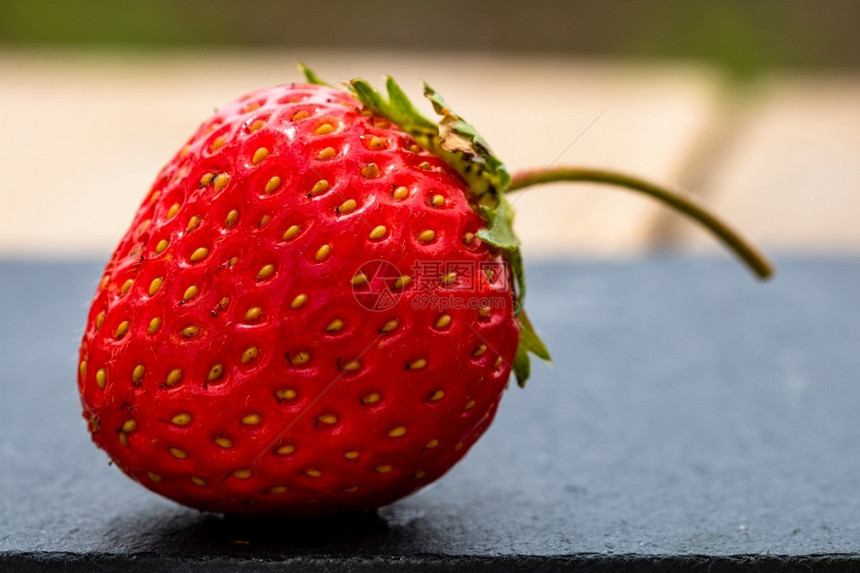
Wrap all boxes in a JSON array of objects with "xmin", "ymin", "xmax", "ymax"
[{"xmin": 2, "ymin": 0, "xmax": 858, "ymax": 260}]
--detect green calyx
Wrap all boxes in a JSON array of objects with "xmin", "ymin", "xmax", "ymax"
[{"xmin": 299, "ymin": 63, "xmax": 550, "ymax": 387}]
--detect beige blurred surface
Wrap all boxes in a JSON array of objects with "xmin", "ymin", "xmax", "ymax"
[
  {"xmin": 0, "ymin": 49, "xmax": 857, "ymax": 259},
  {"xmin": 674, "ymin": 75, "xmax": 860, "ymax": 254}
]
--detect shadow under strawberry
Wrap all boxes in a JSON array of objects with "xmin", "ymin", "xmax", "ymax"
[{"xmin": 101, "ymin": 505, "xmax": 431, "ymax": 557}]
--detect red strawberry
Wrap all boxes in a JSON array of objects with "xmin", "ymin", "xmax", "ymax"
[{"xmin": 77, "ymin": 66, "xmax": 772, "ymax": 516}]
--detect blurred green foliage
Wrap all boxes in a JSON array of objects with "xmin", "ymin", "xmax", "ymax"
[{"xmin": 1, "ymin": 0, "xmax": 857, "ymax": 79}]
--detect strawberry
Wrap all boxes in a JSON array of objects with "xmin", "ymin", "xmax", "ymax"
[{"xmin": 77, "ymin": 65, "xmax": 772, "ymax": 516}]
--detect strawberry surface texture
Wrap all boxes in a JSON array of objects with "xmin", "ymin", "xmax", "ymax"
[{"xmin": 77, "ymin": 77, "xmax": 529, "ymax": 515}]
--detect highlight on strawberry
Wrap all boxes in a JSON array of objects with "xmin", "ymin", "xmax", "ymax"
[{"xmin": 76, "ymin": 64, "xmax": 772, "ymax": 516}]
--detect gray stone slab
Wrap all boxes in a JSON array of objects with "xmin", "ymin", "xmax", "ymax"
[{"xmin": 1, "ymin": 258, "xmax": 859, "ymax": 571}]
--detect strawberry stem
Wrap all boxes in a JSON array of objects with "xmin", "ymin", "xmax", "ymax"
[{"xmin": 507, "ymin": 167, "xmax": 773, "ymax": 280}]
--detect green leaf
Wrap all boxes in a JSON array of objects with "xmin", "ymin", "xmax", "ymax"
[
  {"xmin": 348, "ymin": 79, "xmax": 387, "ymax": 115},
  {"xmin": 477, "ymin": 199, "xmax": 518, "ymax": 251},
  {"xmin": 423, "ymin": 82, "xmax": 511, "ymax": 193},
  {"xmin": 297, "ymin": 62, "xmax": 331, "ymax": 87},
  {"xmin": 514, "ymin": 311, "xmax": 551, "ymax": 387},
  {"xmin": 518, "ymin": 311, "xmax": 551, "ymax": 360},
  {"xmin": 422, "ymin": 82, "xmax": 452, "ymax": 116},
  {"xmin": 513, "ymin": 343, "xmax": 531, "ymax": 387},
  {"xmin": 346, "ymin": 78, "xmax": 436, "ymax": 143},
  {"xmin": 506, "ymin": 247, "xmax": 526, "ymax": 314},
  {"xmin": 384, "ymin": 76, "xmax": 436, "ymax": 131}
]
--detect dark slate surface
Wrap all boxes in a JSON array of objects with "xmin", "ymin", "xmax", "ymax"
[{"xmin": 2, "ymin": 258, "xmax": 860, "ymax": 571}]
